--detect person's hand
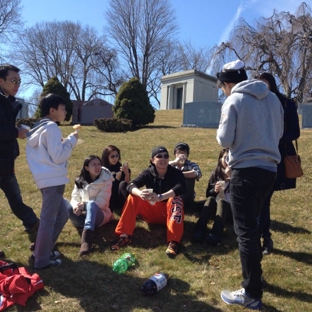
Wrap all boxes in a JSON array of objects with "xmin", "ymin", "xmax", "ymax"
[
  {"xmin": 77, "ymin": 202, "xmax": 84, "ymax": 210},
  {"xmin": 140, "ymin": 189, "xmax": 154, "ymax": 201},
  {"xmin": 17, "ymin": 128, "xmax": 28, "ymax": 139},
  {"xmin": 71, "ymin": 131, "xmax": 78, "ymax": 139},
  {"xmin": 225, "ymin": 167, "xmax": 232, "ymax": 177},
  {"xmin": 120, "ymin": 162, "xmax": 129, "ymax": 174},
  {"xmin": 215, "ymin": 181, "xmax": 226, "ymax": 193},
  {"xmin": 73, "ymin": 207, "xmax": 82, "ymax": 216}
]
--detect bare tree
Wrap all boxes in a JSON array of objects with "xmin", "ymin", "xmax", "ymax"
[
  {"xmin": 0, "ymin": 0, "xmax": 23, "ymax": 61},
  {"xmin": 212, "ymin": 2, "xmax": 312, "ymax": 103},
  {"xmin": 0, "ymin": 0, "xmax": 22, "ymax": 39},
  {"xmin": 106, "ymin": 0, "xmax": 178, "ymax": 103},
  {"xmin": 13, "ymin": 21, "xmax": 123, "ymax": 101},
  {"xmin": 176, "ymin": 41, "xmax": 212, "ymax": 72}
]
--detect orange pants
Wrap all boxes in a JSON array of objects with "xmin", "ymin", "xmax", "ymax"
[{"xmin": 115, "ymin": 195, "xmax": 184, "ymax": 243}]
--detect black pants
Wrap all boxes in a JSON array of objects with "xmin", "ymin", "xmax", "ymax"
[{"xmin": 230, "ymin": 167, "xmax": 276, "ymax": 300}]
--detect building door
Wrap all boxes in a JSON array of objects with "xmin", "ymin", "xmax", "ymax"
[{"xmin": 176, "ymin": 87, "xmax": 183, "ymax": 109}]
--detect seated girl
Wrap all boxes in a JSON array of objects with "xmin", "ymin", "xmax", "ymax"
[
  {"xmin": 101, "ymin": 145, "xmax": 131, "ymax": 213},
  {"xmin": 192, "ymin": 148, "xmax": 232, "ymax": 245},
  {"xmin": 67, "ymin": 155, "xmax": 113, "ymax": 256}
]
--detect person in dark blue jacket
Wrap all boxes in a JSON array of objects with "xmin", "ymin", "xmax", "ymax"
[
  {"xmin": 257, "ymin": 72, "xmax": 300, "ymax": 255},
  {"xmin": 0, "ymin": 64, "xmax": 39, "ymax": 238}
]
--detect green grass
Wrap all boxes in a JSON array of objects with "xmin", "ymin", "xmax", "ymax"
[{"xmin": 1, "ymin": 109, "xmax": 311, "ymax": 311}]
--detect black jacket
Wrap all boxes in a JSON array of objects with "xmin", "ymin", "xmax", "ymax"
[
  {"xmin": 127, "ymin": 164, "xmax": 186, "ymax": 197},
  {"xmin": 274, "ymin": 97, "xmax": 300, "ymax": 190},
  {"xmin": 0, "ymin": 90, "xmax": 22, "ymax": 176}
]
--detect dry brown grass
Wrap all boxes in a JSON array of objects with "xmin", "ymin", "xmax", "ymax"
[{"xmin": 0, "ymin": 109, "xmax": 311, "ymax": 311}]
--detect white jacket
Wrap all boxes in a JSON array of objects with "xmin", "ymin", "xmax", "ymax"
[
  {"xmin": 26, "ymin": 118, "xmax": 77, "ymax": 189},
  {"xmin": 70, "ymin": 167, "xmax": 113, "ymax": 225}
]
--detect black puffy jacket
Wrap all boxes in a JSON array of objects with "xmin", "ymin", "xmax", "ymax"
[{"xmin": 0, "ymin": 90, "xmax": 22, "ymax": 176}]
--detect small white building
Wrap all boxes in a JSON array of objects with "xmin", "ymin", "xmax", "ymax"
[{"xmin": 160, "ymin": 70, "xmax": 218, "ymax": 110}]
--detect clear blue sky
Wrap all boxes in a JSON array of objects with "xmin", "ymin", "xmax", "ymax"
[
  {"xmin": 19, "ymin": 0, "xmax": 300, "ymax": 99},
  {"xmin": 21, "ymin": 0, "xmax": 300, "ymax": 50}
]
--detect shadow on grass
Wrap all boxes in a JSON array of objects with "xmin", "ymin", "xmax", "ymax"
[
  {"xmin": 264, "ymin": 281, "xmax": 312, "ymax": 308},
  {"xmin": 22, "ymin": 257, "xmax": 223, "ymax": 312},
  {"xmin": 271, "ymin": 219, "xmax": 311, "ymax": 235},
  {"xmin": 272, "ymin": 248, "xmax": 312, "ymax": 265},
  {"xmin": 143, "ymin": 124, "xmax": 178, "ymax": 129}
]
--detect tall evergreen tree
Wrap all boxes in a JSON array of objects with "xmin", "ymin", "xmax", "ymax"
[
  {"xmin": 39, "ymin": 77, "xmax": 73, "ymax": 121},
  {"xmin": 113, "ymin": 77, "xmax": 155, "ymax": 127}
]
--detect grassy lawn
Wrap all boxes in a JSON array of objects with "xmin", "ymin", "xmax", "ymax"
[{"xmin": 1, "ymin": 109, "xmax": 311, "ymax": 311}]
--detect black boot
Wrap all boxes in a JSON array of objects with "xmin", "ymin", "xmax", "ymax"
[
  {"xmin": 79, "ymin": 229, "xmax": 94, "ymax": 256},
  {"xmin": 192, "ymin": 198, "xmax": 216, "ymax": 243},
  {"xmin": 0, "ymin": 250, "xmax": 4, "ymax": 258},
  {"xmin": 206, "ymin": 216, "xmax": 224, "ymax": 246}
]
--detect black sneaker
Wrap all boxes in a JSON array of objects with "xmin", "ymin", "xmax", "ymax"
[
  {"xmin": 110, "ymin": 235, "xmax": 132, "ymax": 251},
  {"xmin": 205, "ymin": 233, "xmax": 222, "ymax": 246},
  {"xmin": 166, "ymin": 241, "xmax": 179, "ymax": 258},
  {"xmin": 262, "ymin": 237, "xmax": 273, "ymax": 255},
  {"xmin": 191, "ymin": 231, "xmax": 205, "ymax": 243}
]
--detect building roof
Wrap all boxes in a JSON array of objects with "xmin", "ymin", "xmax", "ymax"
[{"xmin": 161, "ymin": 69, "xmax": 217, "ymax": 83}]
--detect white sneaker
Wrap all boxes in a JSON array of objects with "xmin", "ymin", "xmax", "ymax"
[{"xmin": 221, "ymin": 288, "xmax": 262, "ymax": 310}]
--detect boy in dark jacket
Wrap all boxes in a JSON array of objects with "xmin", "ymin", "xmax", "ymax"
[{"xmin": 0, "ymin": 64, "xmax": 39, "ymax": 238}]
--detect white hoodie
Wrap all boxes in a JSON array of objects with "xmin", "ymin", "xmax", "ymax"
[
  {"xmin": 70, "ymin": 167, "xmax": 114, "ymax": 225},
  {"xmin": 26, "ymin": 118, "xmax": 77, "ymax": 189},
  {"xmin": 217, "ymin": 79, "xmax": 284, "ymax": 170}
]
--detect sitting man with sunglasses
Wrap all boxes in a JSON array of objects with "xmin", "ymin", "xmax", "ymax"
[
  {"xmin": 0, "ymin": 64, "xmax": 39, "ymax": 244},
  {"xmin": 111, "ymin": 146, "xmax": 186, "ymax": 257}
]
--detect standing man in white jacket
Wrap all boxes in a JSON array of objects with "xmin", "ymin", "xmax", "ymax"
[
  {"xmin": 26, "ymin": 94, "xmax": 78, "ymax": 269},
  {"xmin": 216, "ymin": 60, "xmax": 283, "ymax": 310}
]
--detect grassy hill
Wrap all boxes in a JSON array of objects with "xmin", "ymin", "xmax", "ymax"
[{"xmin": 1, "ymin": 109, "xmax": 311, "ymax": 311}]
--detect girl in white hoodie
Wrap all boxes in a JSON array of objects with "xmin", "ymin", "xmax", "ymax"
[{"xmin": 68, "ymin": 155, "xmax": 113, "ymax": 256}]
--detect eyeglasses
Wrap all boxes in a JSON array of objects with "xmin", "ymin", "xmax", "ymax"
[
  {"xmin": 109, "ymin": 154, "xmax": 119, "ymax": 158},
  {"xmin": 155, "ymin": 153, "xmax": 169, "ymax": 159},
  {"xmin": 10, "ymin": 79, "xmax": 22, "ymax": 85}
]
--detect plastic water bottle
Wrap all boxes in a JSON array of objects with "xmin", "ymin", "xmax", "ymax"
[
  {"xmin": 140, "ymin": 273, "xmax": 168, "ymax": 296},
  {"xmin": 112, "ymin": 253, "xmax": 135, "ymax": 274}
]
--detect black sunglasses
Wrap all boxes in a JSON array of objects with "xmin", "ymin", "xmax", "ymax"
[{"xmin": 155, "ymin": 153, "xmax": 169, "ymax": 159}]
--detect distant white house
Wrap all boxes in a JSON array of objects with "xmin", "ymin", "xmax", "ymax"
[{"xmin": 160, "ymin": 70, "xmax": 218, "ymax": 110}]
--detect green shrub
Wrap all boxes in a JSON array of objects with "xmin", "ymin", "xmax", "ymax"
[
  {"xmin": 113, "ymin": 77, "xmax": 155, "ymax": 126},
  {"xmin": 39, "ymin": 77, "xmax": 73, "ymax": 121},
  {"xmin": 94, "ymin": 118, "xmax": 134, "ymax": 132}
]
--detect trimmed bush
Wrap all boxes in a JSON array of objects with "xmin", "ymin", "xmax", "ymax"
[{"xmin": 94, "ymin": 118, "xmax": 134, "ymax": 132}]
